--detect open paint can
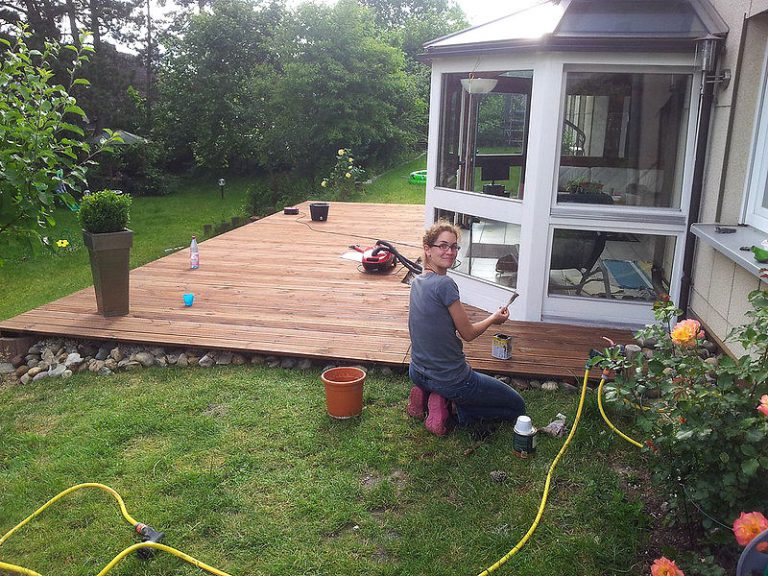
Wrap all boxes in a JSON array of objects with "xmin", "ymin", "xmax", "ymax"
[
  {"xmin": 492, "ymin": 333, "xmax": 511, "ymax": 360},
  {"xmin": 513, "ymin": 415, "xmax": 537, "ymax": 458}
]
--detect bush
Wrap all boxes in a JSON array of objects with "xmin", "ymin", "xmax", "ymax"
[
  {"xmin": 243, "ymin": 173, "xmax": 313, "ymax": 218},
  {"xmin": 593, "ymin": 292, "xmax": 768, "ymax": 536},
  {"xmin": 320, "ymin": 148, "xmax": 366, "ymax": 201},
  {"xmin": 87, "ymin": 141, "xmax": 176, "ymax": 197},
  {"xmin": 78, "ymin": 190, "xmax": 132, "ymax": 233}
]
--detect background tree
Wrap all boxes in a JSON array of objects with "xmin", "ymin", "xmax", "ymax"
[
  {"xmin": 359, "ymin": 0, "xmax": 467, "ymax": 141},
  {"xmin": 0, "ymin": 25, "xmax": 118, "ymax": 264},
  {"xmin": 269, "ymin": 0, "xmax": 419, "ymax": 178},
  {"xmin": 153, "ymin": 0, "xmax": 285, "ymax": 171}
]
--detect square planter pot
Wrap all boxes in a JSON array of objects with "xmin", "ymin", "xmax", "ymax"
[{"xmin": 83, "ymin": 229, "xmax": 133, "ymax": 317}]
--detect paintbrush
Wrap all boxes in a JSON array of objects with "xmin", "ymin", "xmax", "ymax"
[{"xmin": 503, "ymin": 291, "xmax": 519, "ymax": 310}]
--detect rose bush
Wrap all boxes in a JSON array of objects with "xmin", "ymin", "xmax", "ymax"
[
  {"xmin": 319, "ymin": 148, "xmax": 365, "ymax": 200},
  {"xmin": 593, "ymin": 289, "xmax": 768, "ymax": 535}
]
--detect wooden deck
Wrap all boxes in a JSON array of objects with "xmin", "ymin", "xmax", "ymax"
[{"xmin": 0, "ymin": 202, "xmax": 633, "ymax": 379}]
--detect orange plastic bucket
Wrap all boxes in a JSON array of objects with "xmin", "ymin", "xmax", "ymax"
[{"xmin": 321, "ymin": 367, "xmax": 366, "ymax": 419}]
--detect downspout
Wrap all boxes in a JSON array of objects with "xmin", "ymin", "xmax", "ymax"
[{"xmin": 678, "ymin": 37, "xmax": 722, "ymax": 316}]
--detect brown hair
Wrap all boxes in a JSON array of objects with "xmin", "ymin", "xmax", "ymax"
[{"xmin": 422, "ymin": 220, "xmax": 461, "ymax": 248}]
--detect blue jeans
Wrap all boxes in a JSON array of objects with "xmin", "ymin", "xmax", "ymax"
[{"xmin": 409, "ymin": 365, "xmax": 526, "ymax": 427}]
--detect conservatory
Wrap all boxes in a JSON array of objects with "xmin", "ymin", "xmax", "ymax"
[{"xmin": 421, "ymin": 0, "xmax": 728, "ymax": 327}]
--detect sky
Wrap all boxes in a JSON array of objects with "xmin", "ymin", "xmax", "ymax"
[{"xmin": 454, "ymin": 1, "xmax": 520, "ymax": 26}]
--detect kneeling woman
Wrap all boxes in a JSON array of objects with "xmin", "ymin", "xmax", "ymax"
[{"xmin": 407, "ymin": 220, "xmax": 526, "ymax": 436}]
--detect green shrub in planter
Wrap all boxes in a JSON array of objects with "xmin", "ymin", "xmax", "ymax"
[{"xmin": 78, "ymin": 190, "xmax": 132, "ymax": 233}]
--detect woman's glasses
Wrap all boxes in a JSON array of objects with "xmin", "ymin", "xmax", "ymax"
[{"xmin": 430, "ymin": 243, "xmax": 461, "ymax": 252}]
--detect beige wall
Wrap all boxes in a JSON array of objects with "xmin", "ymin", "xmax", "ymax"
[{"xmin": 690, "ymin": 2, "xmax": 768, "ymax": 353}]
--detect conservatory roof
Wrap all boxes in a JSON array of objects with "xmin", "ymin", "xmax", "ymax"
[{"xmin": 422, "ymin": 0, "xmax": 728, "ymax": 58}]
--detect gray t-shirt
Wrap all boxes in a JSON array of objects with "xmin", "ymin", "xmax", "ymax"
[{"xmin": 408, "ymin": 272, "xmax": 471, "ymax": 385}]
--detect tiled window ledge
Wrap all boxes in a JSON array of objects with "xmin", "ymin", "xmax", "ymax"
[{"xmin": 691, "ymin": 223, "xmax": 768, "ymax": 279}]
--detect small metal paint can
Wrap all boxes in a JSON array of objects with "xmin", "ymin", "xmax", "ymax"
[
  {"xmin": 513, "ymin": 415, "xmax": 537, "ymax": 458},
  {"xmin": 492, "ymin": 333, "xmax": 511, "ymax": 360}
]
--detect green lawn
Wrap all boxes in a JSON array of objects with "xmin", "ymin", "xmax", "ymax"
[
  {"xmin": 0, "ymin": 367, "xmax": 649, "ymax": 576},
  {"xmin": 0, "ymin": 157, "xmax": 655, "ymax": 576},
  {"xmin": 0, "ymin": 176, "xmax": 253, "ymax": 321}
]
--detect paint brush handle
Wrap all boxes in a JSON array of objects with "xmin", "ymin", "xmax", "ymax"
[{"xmin": 504, "ymin": 291, "xmax": 519, "ymax": 309}]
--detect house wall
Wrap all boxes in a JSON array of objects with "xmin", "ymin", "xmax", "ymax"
[{"xmin": 690, "ymin": 1, "xmax": 768, "ymax": 355}]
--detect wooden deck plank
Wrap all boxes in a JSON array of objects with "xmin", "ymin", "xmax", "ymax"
[{"xmin": 0, "ymin": 201, "xmax": 634, "ymax": 378}]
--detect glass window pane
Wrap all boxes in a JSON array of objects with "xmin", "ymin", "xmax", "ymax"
[
  {"xmin": 762, "ymin": 180, "xmax": 768, "ymax": 210},
  {"xmin": 547, "ymin": 228, "xmax": 675, "ymax": 301},
  {"xmin": 435, "ymin": 209, "xmax": 521, "ymax": 289},
  {"xmin": 437, "ymin": 71, "xmax": 532, "ymax": 199},
  {"xmin": 557, "ymin": 1, "xmax": 708, "ymax": 37},
  {"xmin": 557, "ymin": 72, "xmax": 691, "ymax": 208}
]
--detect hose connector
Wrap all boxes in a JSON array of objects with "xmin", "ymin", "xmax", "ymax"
[{"xmin": 135, "ymin": 523, "xmax": 165, "ymax": 559}]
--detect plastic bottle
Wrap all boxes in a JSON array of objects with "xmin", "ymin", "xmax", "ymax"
[{"xmin": 190, "ymin": 236, "xmax": 199, "ymax": 269}]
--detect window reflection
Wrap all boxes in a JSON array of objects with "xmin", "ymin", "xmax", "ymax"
[
  {"xmin": 547, "ymin": 228, "xmax": 675, "ymax": 301},
  {"xmin": 558, "ymin": 72, "xmax": 691, "ymax": 208},
  {"xmin": 437, "ymin": 71, "xmax": 532, "ymax": 198},
  {"xmin": 435, "ymin": 209, "xmax": 521, "ymax": 288}
]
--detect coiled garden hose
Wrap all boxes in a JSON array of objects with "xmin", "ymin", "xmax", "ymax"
[{"xmin": 0, "ymin": 482, "xmax": 232, "ymax": 576}]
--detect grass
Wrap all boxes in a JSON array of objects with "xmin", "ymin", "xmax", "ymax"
[
  {"xmin": 0, "ymin": 157, "xmax": 653, "ymax": 574},
  {"xmin": 0, "ymin": 176, "xmax": 252, "ymax": 321},
  {"xmin": 0, "ymin": 366, "xmax": 650, "ymax": 575},
  {"xmin": 348, "ymin": 155, "xmax": 427, "ymax": 205}
]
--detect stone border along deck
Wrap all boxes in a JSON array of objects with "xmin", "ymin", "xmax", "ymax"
[
  {"xmin": 0, "ymin": 335, "xmax": 638, "ymax": 394},
  {"xmin": 1, "ymin": 334, "xmax": 724, "ymax": 394}
]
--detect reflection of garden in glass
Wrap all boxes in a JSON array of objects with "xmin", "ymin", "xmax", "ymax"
[
  {"xmin": 434, "ymin": 208, "xmax": 521, "ymax": 288},
  {"xmin": 436, "ymin": 71, "xmax": 532, "ymax": 199},
  {"xmin": 547, "ymin": 229, "xmax": 675, "ymax": 301}
]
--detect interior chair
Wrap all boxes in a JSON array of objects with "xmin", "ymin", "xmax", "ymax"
[{"xmin": 496, "ymin": 230, "xmax": 610, "ymax": 296}]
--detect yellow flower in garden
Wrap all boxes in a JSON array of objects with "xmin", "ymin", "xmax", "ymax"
[
  {"xmin": 56, "ymin": 239, "xmax": 69, "ymax": 248},
  {"xmin": 733, "ymin": 511, "xmax": 768, "ymax": 551},
  {"xmin": 650, "ymin": 557, "xmax": 684, "ymax": 576},
  {"xmin": 321, "ymin": 180, "xmax": 328, "ymax": 187},
  {"xmin": 338, "ymin": 149, "xmax": 345, "ymax": 156},
  {"xmin": 345, "ymin": 173, "xmax": 352, "ymax": 179},
  {"xmin": 670, "ymin": 319, "xmax": 704, "ymax": 347}
]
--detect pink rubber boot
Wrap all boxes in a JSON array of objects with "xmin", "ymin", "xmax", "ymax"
[
  {"xmin": 425, "ymin": 393, "xmax": 450, "ymax": 436},
  {"xmin": 407, "ymin": 386, "xmax": 428, "ymax": 419}
]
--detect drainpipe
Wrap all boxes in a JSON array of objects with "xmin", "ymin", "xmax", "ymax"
[{"xmin": 679, "ymin": 37, "xmax": 722, "ymax": 317}]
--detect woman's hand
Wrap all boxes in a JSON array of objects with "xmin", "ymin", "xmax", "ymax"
[
  {"xmin": 449, "ymin": 302, "xmax": 508, "ymax": 341},
  {"xmin": 491, "ymin": 307, "xmax": 509, "ymax": 325}
]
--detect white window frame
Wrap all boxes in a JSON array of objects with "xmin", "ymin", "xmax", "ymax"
[{"xmin": 742, "ymin": 37, "xmax": 768, "ymax": 233}]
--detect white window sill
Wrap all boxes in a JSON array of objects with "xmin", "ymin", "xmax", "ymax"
[{"xmin": 691, "ymin": 223, "xmax": 768, "ymax": 279}]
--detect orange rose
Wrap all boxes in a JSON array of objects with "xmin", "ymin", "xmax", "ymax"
[
  {"xmin": 733, "ymin": 511, "xmax": 768, "ymax": 552},
  {"xmin": 670, "ymin": 319, "xmax": 704, "ymax": 347},
  {"xmin": 651, "ymin": 556, "xmax": 685, "ymax": 576}
]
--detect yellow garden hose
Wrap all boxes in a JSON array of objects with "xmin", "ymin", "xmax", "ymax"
[
  {"xmin": 597, "ymin": 378, "xmax": 644, "ymax": 449},
  {"xmin": 476, "ymin": 368, "xmax": 594, "ymax": 576},
  {"xmin": 477, "ymin": 365, "xmax": 646, "ymax": 576},
  {"xmin": 0, "ymin": 482, "xmax": 232, "ymax": 576}
]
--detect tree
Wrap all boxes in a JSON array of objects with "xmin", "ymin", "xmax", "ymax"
[
  {"xmin": 359, "ymin": 0, "xmax": 467, "ymax": 142},
  {"xmin": 153, "ymin": 0, "xmax": 285, "ymax": 171},
  {"xmin": 269, "ymin": 0, "xmax": 419, "ymax": 177},
  {"xmin": 0, "ymin": 24, "xmax": 119, "ymax": 264}
]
